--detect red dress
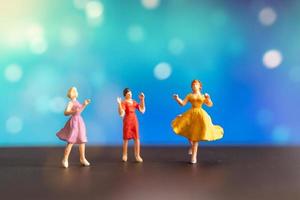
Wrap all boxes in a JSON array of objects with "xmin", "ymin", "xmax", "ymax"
[{"xmin": 122, "ymin": 100, "xmax": 142, "ymax": 140}]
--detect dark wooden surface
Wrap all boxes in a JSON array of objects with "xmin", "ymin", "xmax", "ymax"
[{"xmin": 0, "ymin": 146, "xmax": 299, "ymax": 200}]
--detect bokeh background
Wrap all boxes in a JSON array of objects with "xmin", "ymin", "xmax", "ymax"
[{"xmin": 1, "ymin": 0, "xmax": 299, "ymax": 146}]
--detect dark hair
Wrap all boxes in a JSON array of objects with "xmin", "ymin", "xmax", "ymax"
[
  {"xmin": 191, "ymin": 79, "xmax": 202, "ymax": 88},
  {"xmin": 123, "ymin": 88, "xmax": 131, "ymax": 97}
]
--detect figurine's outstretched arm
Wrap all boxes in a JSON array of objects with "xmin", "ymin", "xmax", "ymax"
[
  {"xmin": 203, "ymin": 93, "xmax": 213, "ymax": 107},
  {"xmin": 138, "ymin": 93, "xmax": 145, "ymax": 114},
  {"xmin": 173, "ymin": 94, "xmax": 189, "ymax": 106},
  {"xmin": 81, "ymin": 99, "xmax": 91, "ymax": 111},
  {"xmin": 117, "ymin": 97, "xmax": 125, "ymax": 117}
]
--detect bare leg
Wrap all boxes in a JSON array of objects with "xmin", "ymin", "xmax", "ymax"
[
  {"xmin": 79, "ymin": 143, "xmax": 90, "ymax": 166},
  {"xmin": 63, "ymin": 143, "xmax": 73, "ymax": 161},
  {"xmin": 188, "ymin": 140, "xmax": 193, "ymax": 155},
  {"xmin": 134, "ymin": 139, "xmax": 143, "ymax": 162},
  {"xmin": 191, "ymin": 141, "xmax": 198, "ymax": 164},
  {"xmin": 62, "ymin": 143, "xmax": 73, "ymax": 168},
  {"xmin": 122, "ymin": 140, "xmax": 128, "ymax": 162}
]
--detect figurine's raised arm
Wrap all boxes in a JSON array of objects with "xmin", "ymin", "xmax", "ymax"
[
  {"xmin": 82, "ymin": 99, "xmax": 91, "ymax": 110},
  {"xmin": 64, "ymin": 102, "xmax": 76, "ymax": 116},
  {"xmin": 138, "ymin": 93, "xmax": 146, "ymax": 113},
  {"xmin": 117, "ymin": 97, "xmax": 125, "ymax": 117},
  {"xmin": 173, "ymin": 94, "xmax": 189, "ymax": 106},
  {"xmin": 203, "ymin": 93, "xmax": 213, "ymax": 107}
]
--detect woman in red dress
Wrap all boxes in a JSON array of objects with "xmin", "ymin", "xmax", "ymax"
[{"xmin": 117, "ymin": 88, "xmax": 145, "ymax": 162}]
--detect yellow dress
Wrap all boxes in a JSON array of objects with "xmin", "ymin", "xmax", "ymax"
[{"xmin": 172, "ymin": 93, "xmax": 224, "ymax": 142}]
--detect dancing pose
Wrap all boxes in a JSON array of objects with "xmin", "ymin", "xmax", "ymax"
[
  {"xmin": 117, "ymin": 88, "xmax": 145, "ymax": 162},
  {"xmin": 172, "ymin": 80, "xmax": 223, "ymax": 164},
  {"xmin": 56, "ymin": 87, "xmax": 91, "ymax": 168}
]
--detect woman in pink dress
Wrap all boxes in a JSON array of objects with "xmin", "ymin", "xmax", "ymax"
[
  {"xmin": 117, "ymin": 88, "xmax": 145, "ymax": 162},
  {"xmin": 56, "ymin": 87, "xmax": 91, "ymax": 168}
]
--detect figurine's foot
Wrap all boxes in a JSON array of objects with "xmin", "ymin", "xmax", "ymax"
[
  {"xmin": 190, "ymin": 157, "xmax": 197, "ymax": 164},
  {"xmin": 122, "ymin": 155, "xmax": 128, "ymax": 162},
  {"xmin": 188, "ymin": 148, "xmax": 192, "ymax": 155},
  {"xmin": 62, "ymin": 159, "xmax": 69, "ymax": 168},
  {"xmin": 80, "ymin": 159, "xmax": 90, "ymax": 167},
  {"xmin": 135, "ymin": 156, "xmax": 143, "ymax": 163}
]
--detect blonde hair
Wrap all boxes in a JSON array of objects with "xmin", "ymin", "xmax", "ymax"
[{"xmin": 67, "ymin": 87, "xmax": 77, "ymax": 99}]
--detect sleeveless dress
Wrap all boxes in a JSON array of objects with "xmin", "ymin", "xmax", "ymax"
[
  {"xmin": 171, "ymin": 94, "xmax": 223, "ymax": 142},
  {"xmin": 56, "ymin": 100, "xmax": 87, "ymax": 144},
  {"xmin": 122, "ymin": 100, "xmax": 142, "ymax": 140}
]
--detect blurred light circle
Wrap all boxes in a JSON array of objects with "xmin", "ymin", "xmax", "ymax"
[
  {"xmin": 50, "ymin": 97, "xmax": 67, "ymax": 113},
  {"xmin": 154, "ymin": 62, "xmax": 172, "ymax": 80},
  {"xmin": 168, "ymin": 38, "xmax": 185, "ymax": 55},
  {"xmin": 26, "ymin": 24, "xmax": 48, "ymax": 54},
  {"xmin": 289, "ymin": 67, "xmax": 300, "ymax": 82},
  {"xmin": 127, "ymin": 25, "xmax": 145, "ymax": 42},
  {"xmin": 60, "ymin": 27, "xmax": 80, "ymax": 47},
  {"xmin": 259, "ymin": 7, "xmax": 277, "ymax": 26},
  {"xmin": 85, "ymin": 1, "xmax": 104, "ymax": 19},
  {"xmin": 272, "ymin": 125, "xmax": 290, "ymax": 144},
  {"xmin": 4, "ymin": 64, "xmax": 23, "ymax": 82},
  {"xmin": 263, "ymin": 49, "xmax": 282, "ymax": 69},
  {"xmin": 27, "ymin": 24, "xmax": 44, "ymax": 40},
  {"xmin": 29, "ymin": 37, "xmax": 48, "ymax": 54},
  {"xmin": 141, "ymin": 0, "xmax": 160, "ymax": 10},
  {"xmin": 6, "ymin": 116, "xmax": 23, "ymax": 134}
]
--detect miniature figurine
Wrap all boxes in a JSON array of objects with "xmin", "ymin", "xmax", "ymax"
[
  {"xmin": 56, "ymin": 86, "xmax": 91, "ymax": 168},
  {"xmin": 172, "ymin": 80, "xmax": 223, "ymax": 164},
  {"xmin": 117, "ymin": 88, "xmax": 145, "ymax": 162}
]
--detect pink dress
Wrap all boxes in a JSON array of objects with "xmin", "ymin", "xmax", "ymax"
[{"xmin": 56, "ymin": 100, "xmax": 87, "ymax": 144}]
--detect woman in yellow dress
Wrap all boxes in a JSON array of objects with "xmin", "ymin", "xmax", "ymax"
[{"xmin": 172, "ymin": 80, "xmax": 224, "ymax": 164}]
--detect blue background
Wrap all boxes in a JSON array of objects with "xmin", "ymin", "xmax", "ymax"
[{"xmin": 1, "ymin": 0, "xmax": 299, "ymax": 146}]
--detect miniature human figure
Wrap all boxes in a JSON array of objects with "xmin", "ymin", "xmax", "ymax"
[
  {"xmin": 117, "ymin": 88, "xmax": 145, "ymax": 162},
  {"xmin": 172, "ymin": 80, "xmax": 223, "ymax": 164},
  {"xmin": 56, "ymin": 86, "xmax": 91, "ymax": 168}
]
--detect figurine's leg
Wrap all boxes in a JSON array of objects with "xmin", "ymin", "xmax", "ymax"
[
  {"xmin": 134, "ymin": 139, "xmax": 143, "ymax": 162},
  {"xmin": 79, "ymin": 143, "xmax": 90, "ymax": 166},
  {"xmin": 62, "ymin": 143, "xmax": 73, "ymax": 168},
  {"xmin": 122, "ymin": 140, "xmax": 128, "ymax": 162},
  {"xmin": 188, "ymin": 140, "xmax": 193, "ymax": 155},
  {"xmin": 190, "ymin": 141, "xmax": 198, "ymax": 164}
]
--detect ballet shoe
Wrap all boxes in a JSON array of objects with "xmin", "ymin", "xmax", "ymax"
[
  {"xmin": 122, "ymin": 155, "xmax": 128, "ymax": 162},
  {"xmin": 62, "ymin": 159, "xmax": 69, "ymax": 168},
  {"xmin": 80, "ymin": 158, "xmax": 90, "ymax": 167}
]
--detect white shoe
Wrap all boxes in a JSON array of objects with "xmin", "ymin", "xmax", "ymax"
[
  {"xmin": 190, "ymin": 158, "xmax": 197, "ymax": 164},
  {"xmin": 62, "ymin": 159, "xmax": 69, "ymax": 168},
  {"xmin": 80, "ymin": 159, "xmax": 90, "ymax": 166},
  {"xmin": 122, "ymin": 155, "xmax": 128, "ymax": 162},
  {"xmin": 135, "ymin": 156, "xmax": 143, "ymax": 163}
]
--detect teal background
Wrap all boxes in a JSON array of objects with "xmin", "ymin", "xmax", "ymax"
[{"xmin": 1, "ymin": 0, "xmax": 300, "ymax": 146}]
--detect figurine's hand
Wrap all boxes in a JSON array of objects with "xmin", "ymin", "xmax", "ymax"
[
  {"xmin": 204, "ymin": 93, "xmax": 210, "ymax": 99},
  {"xmin": 173, "ymin": 94, "xmax": 179, "ymax": 100},
  {"xmin": 117, "ymin": 97, "xmax": 122, "ymax": 104},
  {"xmin": 84, "ymin": 99, "xmax": 91, "ymax": 106},
  {"xmin": 139, "ymin": 93, "xmax": 145, "ymax": 100}
]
